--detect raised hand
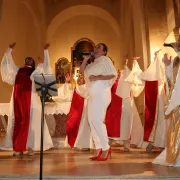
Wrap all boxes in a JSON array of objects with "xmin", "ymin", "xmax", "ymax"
[
  {"xmin": 132, "ymin": 56, "xmax": 140, "ymax": 60},
  {"xmin": 154, "ymin": 49, "xmax": 162, "ymax": 56},
  {"xmin": 162, "ymin": 53, "xmax": 171, "ymax": 66},
  {"xmin": 37, "ymin": 56, "xmax": 42, "ymax": 63},
  {"xmin": 82, "ymin": 55, "xmax": 91, "ymax": 62},
  {"xmin": 44, "ymin": 43, "xmax": 50, "ymax": 50},
  {"xmin": 77, "ymin": 76, "xmax": 85, "ymax": 85},
  {"xmin": 9, "ymin": 42, "xmax": 16, "ymax": 49}
]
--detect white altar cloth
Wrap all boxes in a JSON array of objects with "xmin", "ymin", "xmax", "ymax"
[{"xmin": 0, "ymin": 101, "xmax": 71, "ymax": 116}]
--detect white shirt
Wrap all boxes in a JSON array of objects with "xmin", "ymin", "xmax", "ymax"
[{"xmin": 84, "ymin": 56, "xmax": 117, "ymax": 91}]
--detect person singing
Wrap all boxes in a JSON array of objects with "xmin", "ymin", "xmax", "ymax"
[{"xmin": 80, "ymin": 43, "xmax": 117, "ymax": 161}]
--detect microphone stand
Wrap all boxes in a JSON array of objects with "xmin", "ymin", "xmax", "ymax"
[{"xmin": 34, "ymin": 74, "xmax": 57, "ymax": 180}]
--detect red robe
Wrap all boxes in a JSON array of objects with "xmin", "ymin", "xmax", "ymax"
[
  {"xmin": 13, "ymin": 67, "xmax": 32, "ymax": 151},
  {"xmin": 66, "ymin": 90, "xmax": 84, "ymax": 148},
  {"xmin": 105, "ymin": 80, "xmax": 122, "ymax": 137},
  {"xmin": 144, "ymin": 81, "xmax": 158, "ymax": 141}
]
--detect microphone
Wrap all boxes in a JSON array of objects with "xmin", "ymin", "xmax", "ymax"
[{"xmin": 81, "ymin": 52, "xmax": 94, "ymax": 56}]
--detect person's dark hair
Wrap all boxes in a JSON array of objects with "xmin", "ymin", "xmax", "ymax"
[
  {"xmin": 25, "ymin": 57, "xmax": 35, "ymax": 75},
  {"xmin": 100, "ymin": 43, "xmax": 108, "ymax": 55}
]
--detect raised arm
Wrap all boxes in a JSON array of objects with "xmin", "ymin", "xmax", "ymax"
[
  {"xmin": 76, "ymin": 76, "xmax": 89, "ymax": 98},
  {"xmin": 43, "ymin": 43, "xmax": 52, "ymax": 74},
  {"xmin": 79, "ymin": 55, "xmax": 90, "ymax": 76},
  {"xmin": 31, "ymin": 43, "xmax": 52, "ymax": 76},
  {"xmin": 1, "ymin": 43, "xmax": 19, "ymax": 85}
]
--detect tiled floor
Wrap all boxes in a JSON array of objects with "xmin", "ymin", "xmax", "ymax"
[{"xmin": 0, "ymin": 147, "xmax": 180, "ymax": 179}]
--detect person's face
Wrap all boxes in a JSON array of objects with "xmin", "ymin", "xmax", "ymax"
[{"xmin": 94, "ymin": 44, "xmax": 106, "ymax": 57}]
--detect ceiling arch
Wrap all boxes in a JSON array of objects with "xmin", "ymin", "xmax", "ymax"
[{"xmin": 46, "ymin": 5, "xmax": 120, "ymax": 41}]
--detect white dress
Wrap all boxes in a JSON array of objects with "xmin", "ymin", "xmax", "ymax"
[{"xmin": 0, "ymin": 48, "xmax": 53, "ymax": 151}]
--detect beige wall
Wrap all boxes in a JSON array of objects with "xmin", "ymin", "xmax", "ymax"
[
  {"xmin": 166, "ymin": 0, "xmax": 176, "ymax": 33},
  {"xmin": 165, "ymin": 0, "xmax": 177, "ymax": 57},
  {"xmin": 144, "ymin": 0, "xmax": 168, "ymax": 60},
  {"xmin": 0, "ymin": 0, "xmax": 45, "ymax": 102},
  {"xmin": 44, "ymin": 0, "xmax": 121, "ymax": 28}
]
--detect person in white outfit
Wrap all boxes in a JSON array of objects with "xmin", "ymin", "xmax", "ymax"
[{"xmin": 80, "ymin": 43, "xmax": 117, "ymax": 161}]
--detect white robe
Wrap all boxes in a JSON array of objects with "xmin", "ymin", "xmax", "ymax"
[
  {"xmin": 74, "ymin": 84, "xmax": 93, "ymax": 149},
  {"xmin": 57, "ymin": 83, "xmax": 92, "ymax": 149},
  {"xmin": 139, "ymin": 55, "xmax": 169, "ymax": 148},
  {"xmin": 0, "ymin": 48, "xmax": 53, "ymax": 151},
  {"xmin": 112, "ymin": 65, "xmax": 143, "ymax": 145}
]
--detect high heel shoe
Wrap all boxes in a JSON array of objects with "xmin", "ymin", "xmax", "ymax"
[
  {"xmin": 89, "ymin": 149, "xmax": 102, "ymax": 160},
  {"xmin": 97, "ymin": 147, "xmax": 112, "ymax": 161}
]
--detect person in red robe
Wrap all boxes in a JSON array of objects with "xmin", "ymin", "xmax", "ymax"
[
  {"xmin": 66, "ymin": 75, "xmax": 92, "ymax": 150},
  {"xmin": 1, "ymin": 42, "xmax": 53, "ymax": 156}
]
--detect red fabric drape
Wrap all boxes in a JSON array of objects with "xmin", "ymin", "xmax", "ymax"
[
  {"xmin": 66, "ymin": 91, "xmax": 84, "ymax": 148},
  {"xmin": 144, "ymin": 81, "xmax": 158, "ymax": 141},
  {"xmin": 13, "ymin": 67, "xmax": 32, "ymax": 151},
  {"xmin": 105, "ymin": 80, "xmax": 122, "ymax": 137}
]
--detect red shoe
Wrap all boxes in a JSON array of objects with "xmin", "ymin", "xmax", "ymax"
[
  {"xmin": 97, "ymin": 148, "xmax": 112, "ymax": 161},
  {"xmin": 89, "ymin": 149, "xmax": 102, "ymax": 160}
]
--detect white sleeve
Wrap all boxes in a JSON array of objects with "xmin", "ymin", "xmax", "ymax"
[
  {"xmin": 125, "ymin": 60, "xmax": 143, "ymax": 85},
  {"xmin": 54, "ymin": 83, "xmax": 74, "ymax": 102},
  {"xmin": 1, "ymin": 48, "xmax": 19, "ymax": 85},
  {"xmin": 30, "ymin": 49, "xmax": 52, "ymax": 80},
  {"xmin": 101, "ymin": 57, "xmax": 117, "ymax": 86},
  {"xmin": 43, "ymin": 49, "xmax": 52, "ymax": 74}
]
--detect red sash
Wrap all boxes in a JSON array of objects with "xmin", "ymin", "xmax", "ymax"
[
  {"xmin": 105, "ymin": 80, "xmax": 122, "ymax": 137},
  {"xmin": 66, "ymin": 91, "xmax": 84, "ymax": 148},
  {"xmin": 144, "ymin": 81, "xmax": 158, "ymax": 141},
  {"xmin": 13, "ymin": 67, "xmax": 32, "ymax": 151}
]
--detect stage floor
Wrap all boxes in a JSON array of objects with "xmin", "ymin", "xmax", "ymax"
[{"xmin": 0, "ymin": 146, "xmax": 180, "ymax": 179}]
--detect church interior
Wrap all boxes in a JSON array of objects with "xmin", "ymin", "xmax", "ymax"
[{"xmin": 0, "ymin": 0, "xmax": 180, "ymax": 179}]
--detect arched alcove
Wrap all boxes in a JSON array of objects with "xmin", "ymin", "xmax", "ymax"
[
  {"xmin": 71, "ymin": 38, "xmax": 95, "ymax": 77},
  {"xmin": 55, "ymin": 57, "xmax": 71, "ymax": 84}
]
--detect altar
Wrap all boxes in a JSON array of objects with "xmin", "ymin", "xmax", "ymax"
[{"xmin": 0, "ymin": 101, "xmax": 72, "ymax": 148}]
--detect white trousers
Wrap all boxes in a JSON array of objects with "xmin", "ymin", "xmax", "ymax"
[{"xmin": 88, "ymin": 87, "xmax": 111, "ymax": 151}]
